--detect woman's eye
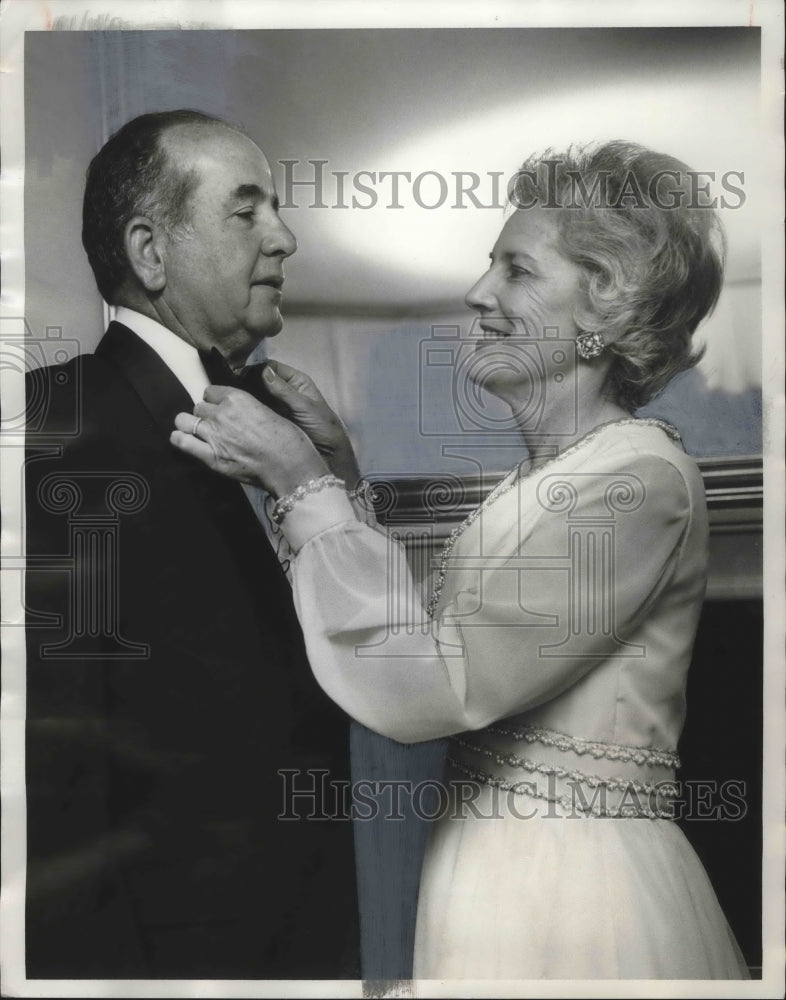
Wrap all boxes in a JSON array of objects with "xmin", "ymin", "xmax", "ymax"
[
  {"xmin": 509, "ymin": 266, "xmax": 531, "ymax": 278},
  {"xmin": 236, "ymin": 209, "xmax": 255, "ymax": 221}
]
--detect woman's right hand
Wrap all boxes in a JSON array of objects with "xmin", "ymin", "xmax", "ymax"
[
  {"xmin": 260, "ymin": 361, "xmax": 361, "ymax": 488},
  {"xmin": 171, "ymin": 385, "xmax": 330, "ymax": 498}
]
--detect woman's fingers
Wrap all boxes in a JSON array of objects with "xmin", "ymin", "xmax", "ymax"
[
  {"xmin": 171, "ymin": 392, "xmax": 328, "ymax": 495},
  {"xmin": 169, "ymin": 428, "xmax": 218, "ymax": 467},
  {"xmin": 259, "ymin": 365, "xmax": 301, "ymax": 403},
  {"xmin": 174, "ymin": 411, "xmax": 208, "ymax": 436},
  {"xmin": 267, "ymin": 360, "xmax": 325, "ymax": 402},
  {"xmin": 267, "ymin": 359, "xmax": 302, "ymax": 382},
  {"xmin": 179, "ymin": 391, "xmax": 297, "ymax": 448},
  {"xmin": 193, "ymin": 398, "xmax": 220, "ymax": 420},
  {"xmin": 203, "ymin": 384, "xmax": 237, "ymax": 405}
]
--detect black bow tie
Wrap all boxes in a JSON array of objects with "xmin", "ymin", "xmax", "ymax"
[{"xmin": 198, "ymin": 347, "xmax": 289, "ymax": 416}]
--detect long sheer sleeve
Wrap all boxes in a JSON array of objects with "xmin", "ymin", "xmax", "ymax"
[{"xmin": 281, "ymin": 452, "xmax": 695, "ymax": 743}]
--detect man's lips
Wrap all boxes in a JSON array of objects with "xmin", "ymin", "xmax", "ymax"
[{"xmin": 253, "ymin": 276, "xmax": 284, "ymax": 290}]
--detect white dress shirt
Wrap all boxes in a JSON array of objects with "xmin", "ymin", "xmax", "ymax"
[{"xmin": 114, "ymin": 306, "xmax": 210, "ymax": 405}]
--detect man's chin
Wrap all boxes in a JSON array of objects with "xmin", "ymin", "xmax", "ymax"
[
  {"xmin": 211, "ymin": 317, "xmax": 283, "ymax": 366},
  {"xmin": 250, "ymin": 311, "xmax": 284, "ymax": 339}
]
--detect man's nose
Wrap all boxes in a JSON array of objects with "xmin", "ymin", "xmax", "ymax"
[
  {"xmin": 464, "ymin": 270, "xmax": 496, "ymax": 312},
  {"xmin": 262, "ymin": 216, "xmax": 297, "ymax": 258}
]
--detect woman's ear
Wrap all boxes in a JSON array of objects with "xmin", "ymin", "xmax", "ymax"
[
  {"xmin": 124, "ymin": 216, "xmax": 167, "ymax": 292},
  {"xmin": 573, "ymin": 287, "xmax": 618, "ymax": 349}
]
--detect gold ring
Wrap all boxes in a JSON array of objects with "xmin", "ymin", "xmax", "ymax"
[{"xmin": 192, "ymin": 417, "xmax": 203, "ymax": 437}]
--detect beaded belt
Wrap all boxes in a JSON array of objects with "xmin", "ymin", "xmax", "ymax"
[{"xmin": 446, "ymin": 724, "xmax": 680, "ymax": 820}]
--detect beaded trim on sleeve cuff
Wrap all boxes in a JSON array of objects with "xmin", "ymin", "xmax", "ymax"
[
  {"xmin": 347, "ymin": 479, "xmax": 378, "ymax": 506},
  {"xmin": 271, "ymin": 474, "xmax": 345, "ymax": 525}
]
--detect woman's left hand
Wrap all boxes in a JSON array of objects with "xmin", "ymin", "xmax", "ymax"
[
  {"xmin": 170, "ymin": 385, "xmax": 329, "ymax": 498},
  {"xmin": 258, "ymin": 361, "xmax": 361, "ymax": 487}
]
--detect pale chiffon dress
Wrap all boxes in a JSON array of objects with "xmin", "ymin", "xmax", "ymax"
[{"xmin": 278, "ymin": 420, "xmax": 750, "ymax": 980}]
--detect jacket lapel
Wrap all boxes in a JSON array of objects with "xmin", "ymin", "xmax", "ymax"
[
  {"xmin": 94, "ymin": 320, "xmax": 294, "ymax": 597},
  {"xmin": 95, "ymin": 321, "xmax": 195, "ymax": 433}
]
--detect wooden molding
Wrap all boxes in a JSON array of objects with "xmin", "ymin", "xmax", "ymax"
[
  {"xmin": 363, "ymin": 456, "xmax": 763, "ymax": 537},
  {"xmin": 362, "ymin": 457, "xmax": 763, "ymax": 601}
]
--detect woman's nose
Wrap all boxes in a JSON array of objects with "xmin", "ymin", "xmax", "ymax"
[{"xmin": 464, "ymin": 270, "xmax": 497, "ymax": 312}]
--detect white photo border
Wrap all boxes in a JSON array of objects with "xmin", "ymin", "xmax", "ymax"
[{"xmin": 1, "ymin": 2, "xmax": 783, "ymax": 998}]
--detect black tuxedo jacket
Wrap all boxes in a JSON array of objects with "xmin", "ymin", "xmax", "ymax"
[{"xmin": 25, "ymin": 323, "xmax": 357, "ymax": 978}]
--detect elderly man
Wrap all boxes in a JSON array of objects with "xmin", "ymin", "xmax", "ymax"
[{"xmin": 25, "ymin": 110, "xmax": 357, "ymax": 979}]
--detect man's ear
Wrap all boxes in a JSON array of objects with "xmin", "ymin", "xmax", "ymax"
[{"xmin": 124, "ymin": 216, "xmax": 167, "ymax": 292}]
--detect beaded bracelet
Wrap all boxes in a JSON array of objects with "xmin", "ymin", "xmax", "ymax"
[{"xmin": 270, "ymin": 474, "xmax": 345, "ymax": 525}]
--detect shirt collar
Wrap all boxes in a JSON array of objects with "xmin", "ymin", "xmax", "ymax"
[{"xmin": 113, "ymin": 306, "xmax": 210, "ymax": 405}]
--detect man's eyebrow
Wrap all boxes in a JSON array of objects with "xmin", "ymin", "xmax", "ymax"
[{"xmin": 229, "ymin": 184, "xmax": 279, "ymax": 211}]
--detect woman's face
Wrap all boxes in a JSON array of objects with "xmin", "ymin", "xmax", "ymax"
[{"xmin": 464, "ymin": 208, "xmax": 589, "ymax": 406}]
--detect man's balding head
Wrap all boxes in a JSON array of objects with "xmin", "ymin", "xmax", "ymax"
[{"xmin": 82, "ymin": 110, "xmax": 243, "ymax": 304}]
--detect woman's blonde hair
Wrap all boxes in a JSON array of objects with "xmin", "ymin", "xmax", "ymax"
[{"xmin": 510, "ymin": 141, "xmax": 726, "ymax": 411}]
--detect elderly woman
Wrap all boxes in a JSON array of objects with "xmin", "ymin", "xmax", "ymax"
[{"xmin": 172, "ymin": 141, "xmax": 749, "ymax": 979}]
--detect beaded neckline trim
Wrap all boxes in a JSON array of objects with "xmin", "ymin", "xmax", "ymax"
[{"xmin": 425, "ymin": 417, "xmax": 681, "ymax": 619}]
